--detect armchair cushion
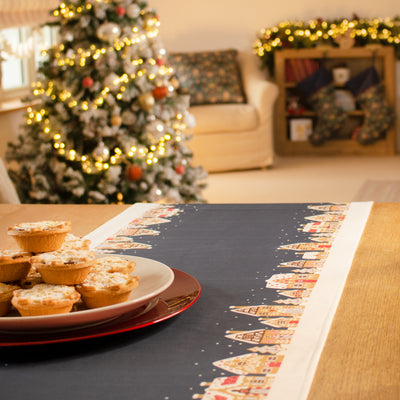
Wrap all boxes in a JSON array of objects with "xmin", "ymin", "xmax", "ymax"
[
  {"xmin": 190, "ymin": 103, "xmax": 257, "ymax": 134},
  {"xmin": 169, "ymin": 49, "xmax": 246, "ymax": 105}
]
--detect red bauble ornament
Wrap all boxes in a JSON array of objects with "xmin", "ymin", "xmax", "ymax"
[
  {"xmin": 127, "ymin": 164, "xmax": 143, "ymax": 181},
  {"xmin": 175, "ymin": 165, "xmax": 185, "ymax": 175},
  {"xmin": 115, "ymin": 6, "xmax": 126, "ymax": 16},
  {"xmin": 82, "ymin": 76, "xmax": 93, "ymax": 88},
  {"xmin": 156, "ymin": 58, "xmax": 165, "ymax": 66},
  {"xmin": 152, "ymin": 86, "xmax": 169, "ymax": 100}
]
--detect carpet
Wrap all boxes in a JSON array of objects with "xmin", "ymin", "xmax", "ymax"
[{"xmin": 353, "ymin": 180, "xmax": 400, "ymax": 202}]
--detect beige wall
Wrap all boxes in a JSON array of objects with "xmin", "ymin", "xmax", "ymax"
[
  {"xmin": 151, "ymin": 0, "xmax": 398, "ymax": 52},
  {"xmin": 1, "ymin": 0, "xmax": 399, "ymax": 158}
]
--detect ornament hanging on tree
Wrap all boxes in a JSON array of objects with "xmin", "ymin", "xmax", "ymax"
[
  {"xmin": 82, "ymin": 76, "xmax": 93, "ymax": 89},
  {"xmin": 175, "ymin": 165, "xmax": 185, "ymax": 175},
  {"xmin": 121, "ymin": 109, "xmax": 136, "ymax": 125},
  {"xmin": 126, "ymin": 4, "xmax": 141, "ymax": 19},
  {"xmin": 115, "ymin": 5, "xmax": 126, "ymax": 17},
  {"xmin": 152, "ymin": 86, "xmax": 169, "ymax": 100},
  {"xmin": 93, "ymin": 142, "xmax": 110, "ymax": 162},
  {"xmin": 110, "ymin": 115, "xmax": 122, "ymax": 127},
  {"xmin": 138, "ymin": 92, "xmax": 155, "ymax": 111},
  {"xmin": 93, "ymin": 141, "xmax": 110, "ymax": 162},
  {"xmin": 97, "ymin": 23, "xmax": 121, "ymax": 43},
  {"xmin": 126, "ymin": 164, "xmax": 143, "ymax": 181},
  {"xmin": 104, "ymin": 73, "xmax": 120, "ymax": 92}
]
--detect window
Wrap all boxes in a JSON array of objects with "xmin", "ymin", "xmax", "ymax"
[{"xmin": 0, "ymin": 26, "xmax": 58, "ymax": 102}]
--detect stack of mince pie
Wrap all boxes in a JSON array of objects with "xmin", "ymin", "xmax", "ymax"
[{"xmin": 0, "ymin": 221, "xmax": 138, "ymax": 317}]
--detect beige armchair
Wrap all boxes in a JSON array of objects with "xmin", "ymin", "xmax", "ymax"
[{"xmin": 187, "ymin": 51, "xmax": 278, "ymax": 172}]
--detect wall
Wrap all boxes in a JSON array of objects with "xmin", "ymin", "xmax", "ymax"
[
  {"xmin": 1, "ymin": 0, "xmax": 399, "ymax": 158},
  {"xmin": 150, "ymin": 0, "xmax": 399, "ymax": 52}
]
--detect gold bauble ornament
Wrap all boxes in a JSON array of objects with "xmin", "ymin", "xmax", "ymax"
[
  {"xmin": 138, "ymin": 93, "xmax": 155, "ymax": 111},
  {"xmin": 111, "ymin": 115, "xmax": 122, "ymax": 126}
]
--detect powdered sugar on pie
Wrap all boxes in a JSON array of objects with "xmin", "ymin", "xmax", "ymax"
[
  {"xmin": 31, "ymin": 249, "xmax": 96, "ymax": 266},
  {"xmin": 0, "ymin": 250, "xmax": 32, "ymax": 262},
  {"xmin": 8, "ymin": 221, "xmax": 71, "ymax": 234},
  {"xmin": 79, "ymin": 270, "xmax": 138, "ymax": 291},
  {"xmin": 60, "ymin": 234, "xmax": 91, "ymax": 250},
  {"xmin": 92, "ymin": 256, "xmax": 136, "ymax": 274},
  {"xmin": 12, "ymin": 284, "xmax": 80, "ymax": 306}
]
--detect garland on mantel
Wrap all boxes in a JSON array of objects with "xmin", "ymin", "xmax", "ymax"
[{"xmin": 254, "ymin": 15, "xmax": 400, "ymax": 75}]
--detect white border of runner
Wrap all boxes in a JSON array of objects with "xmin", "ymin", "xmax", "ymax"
[
  {"xmin": 268, "ymin": 201, "xmax": 373, "ymax": 400},
  {"xmin": 84, "ymin": 203, "xmax": 158, "ymax": 249}
]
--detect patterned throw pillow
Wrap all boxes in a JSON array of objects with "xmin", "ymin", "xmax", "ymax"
[{"xmin": 168, "ymin": 49, "xmax": 246, "ymax": 105}]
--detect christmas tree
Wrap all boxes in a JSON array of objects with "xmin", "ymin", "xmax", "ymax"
[{"xmin": 6, "ymin": 0, "xmax": 206, "ymax": 204}]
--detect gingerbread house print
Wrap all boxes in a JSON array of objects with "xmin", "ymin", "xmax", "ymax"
[
  {"xmin": 128, "ymin": 217, "xmax": 170, "ymax": 227},
  {"xmin": 116, "ymin": 228, "xmax": 160, "ymax": 236},
  {"xmin": 299, "ymin": 251, "xmax": 329, "ymax": 260},
  {"xmin": 247, "ymin": 344, "xmax": 287, "ymax": 355},
  {"xmin": 226, "ymin": 329, "xmax": 295, "ymax": 345},
  {"xmin": 301, "ymin": 221, "xmax": 340, "ymax": 233},
  {"xmin": 278, "ymin": 260, "xmax": 324, "ymax": 269},
  {"xmin": 194, "ymin": 375, "xmax": 273, "ymax": 400},
  {"xmin": 279, "ymin": 242, "xmax": 331, "ymax": 251},
  {"xmin": 213, "ymin": 353, "xmax": 284, "ymax": 375},
  {"xmin": 266, "ymin": 273, "xmax": 319, "ymax": 289},
  {"xmin": 309, "ymin": 236, "xmax": 334, "ymax": 244},
  {"xmin": 288, "ymin": 268, "xmax": 320, "ymax": 274},
  {"xmin": 305, "ymin": 213, "xmax": 345, "ymax": 222},
  {"xmin": 143, "ymin": 206, "xmax": 182, "ymax": 218},
  {"xmin": 278, "ymin": 289, "xmax": 311, "ymax": 298},
  {"xmin": 308, "ymin": 204, "xmax": 348, "ymax": 212},
  {"xmin": 258, "ymin": 317, "xmax": 300, "ymax": 328},
  {"xmin": 230, "ymin": 305, "xmax": 305, "ymax": 317}
]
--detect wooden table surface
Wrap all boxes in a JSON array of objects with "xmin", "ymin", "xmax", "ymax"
[
  {"xmin": 0, "ymin": 202, "xmax": 399, "ymax": 399},
  {"xmin": 0, "ymin": 204, "xmax": 130, "ymax": 250},
  {"xmin": 308, "ymin": 202, "xmax": 400, "ymax": 400}
]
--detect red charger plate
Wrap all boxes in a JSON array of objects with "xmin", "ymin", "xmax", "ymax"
[{"xmin": 0, "ymin": 268, "xmax": 200, "ymax": 346}]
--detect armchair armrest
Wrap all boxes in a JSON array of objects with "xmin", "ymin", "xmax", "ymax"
[
  {"xmin": 0, "ymin": 157, "xmax": 20, "ymax": 204},
  {"xmin": 238, "ymin": 52, "xmax": 279, "ymax": 124}
]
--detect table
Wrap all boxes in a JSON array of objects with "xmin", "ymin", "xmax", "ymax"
[{"xmin": 0, "ymin": 202, "xmax": 399, "ymax": 399}]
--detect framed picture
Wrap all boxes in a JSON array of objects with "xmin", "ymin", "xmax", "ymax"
[{"xmin": 290, "ymin": 118, "xmax": 313, "ymax": 141}]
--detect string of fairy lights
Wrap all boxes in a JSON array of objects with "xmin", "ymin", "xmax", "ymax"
[
  {"xmin": 26, "ymin": 1, "xmax": 184, "ymax": 175},
  {"xmin": 254, "ymin": 17, "xmax": 400, "ymax": 73}
]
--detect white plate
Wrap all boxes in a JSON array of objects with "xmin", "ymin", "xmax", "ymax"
[{"xmin": 0, "ymin": 256, "xmax": 174, "ymax": 331}]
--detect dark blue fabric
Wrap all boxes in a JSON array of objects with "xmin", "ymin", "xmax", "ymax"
[
  {"xmin": 297, "ymin": 66, "xmax": 332, "ymax": 98},
  {"xmin": 345, "ymin": 66, "xmax": 380, "ymax": 96},
  {"xmin": 0, "ymin": 203, "xmax": 327, "ymax": 400}
]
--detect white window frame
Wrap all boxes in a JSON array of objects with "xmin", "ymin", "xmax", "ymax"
[{"xmin": 0, "ymin": 25, "xmax": 58, "ymax": 104}]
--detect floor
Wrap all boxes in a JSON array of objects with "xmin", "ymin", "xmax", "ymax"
[{"xmin": 202, "ymin": 155, "xmax": 400, "ymax": 203}]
